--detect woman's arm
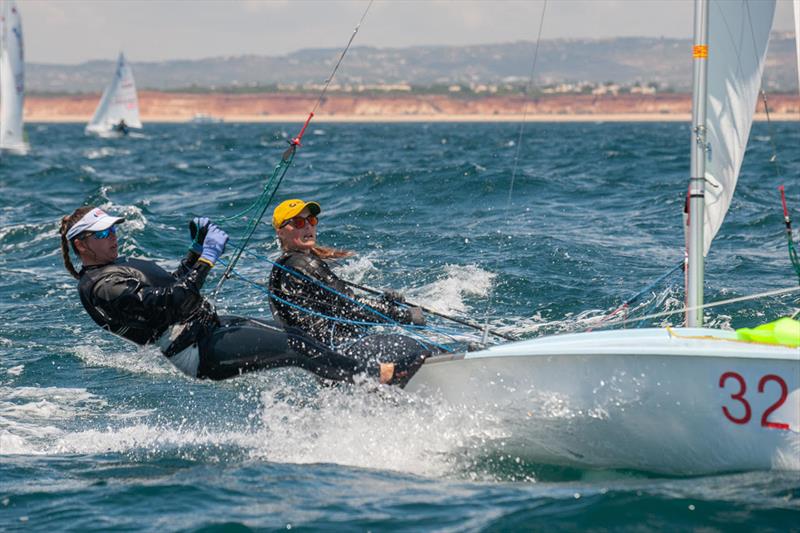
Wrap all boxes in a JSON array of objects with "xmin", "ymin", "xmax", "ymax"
[
  {"xmin": 286, "ymin": 254, "xmax": 413, "ymax": 325},
  {"xmin": 92, "ymin": 262, "xmax": 212, "ymax": 327}
]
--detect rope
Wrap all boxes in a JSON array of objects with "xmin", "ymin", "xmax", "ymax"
[
  {"xmin": 211, "ymin": 148, "xmax": 296, "ymax": 298},
  {"xmin": 217, "ymin": 257, "xmax": 454, "ymax": 353},
  {"xmin": 222, "ymin": 244, "xmax": 494, "ymax": 346},
  {"xmin": 591, "ymin": 285, "xmax": 800, "ymax": 330},
  {"xmin": 507, "ymin": 0, "xmax": 548, "ymax": 205},
  {"xmin": 779, "ymin": 185, "xmax": 800, "ymax": 284},
  {"xmin": 476, "ymin": 0, "xmax": 549, "ymax": 343},
  {"xmin": 209, "ymin": 1, "xmax": 374, "ymax": 297},
  {"xmin": 588, "ymin": 260, "xmax": 683, "ymax": 331},
  {"xmin": 309, "ymin": 0, "xmax": 374, "ymax": 119}
]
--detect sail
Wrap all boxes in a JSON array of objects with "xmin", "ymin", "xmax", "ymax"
[
  {"xmin": 702, "ymin": 0, "xmax": 776, "ymax": 255},
  {"xmin": 85, "ymin": 53, "xmax": 142, "ymax": 134},
  {"xmin": 0, "ymin": 0, "xmax": 28, "ymax": 153}
]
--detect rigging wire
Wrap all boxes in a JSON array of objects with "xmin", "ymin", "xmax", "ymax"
[
  {"xmin": 742, "ymin": 0, "xmax": 783, "ymax": 181},
  {"xmin": 591, "ymin": 285, "xmax": 800, "ymax": 331},
  {"xmin": 210, "ymin": 0, "xmax": 375, "ymax": 298},
  {"xmin": 308, "ymin": 0, "xmax": 374, "ymax": 119},
  {"xmin": 216, "ymin": 256, "xmax": 456, "ymax": 353},
  {"xmin": 476, "ymin": 0, "xmax": 549, "ymax": 345},
  {"xmin": 587, "ymin": 260, "xmax": 684, "ymax": 331},
  {"xmin": 507, "ymin": 0, "xmax": 548, "ymax": 205},
  {"xmin": 742, "ymin": 2, "xmax": 799, "ymax": 286}
]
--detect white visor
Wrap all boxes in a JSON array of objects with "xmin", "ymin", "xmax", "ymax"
[{"xmin": 66, "ymin": 208, "xmax": 125, "ymax": 240}]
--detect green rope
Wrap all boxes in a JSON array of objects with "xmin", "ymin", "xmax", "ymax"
[
  {"xmin": 787, "ymin": 238, "xmax": 800, "ymax": 285},
  {"xmin": 211, "ymin": 144, "xmax": 297, "ymax": 298}
]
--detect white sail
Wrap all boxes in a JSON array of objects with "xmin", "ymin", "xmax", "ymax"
[
  {"xmin": 702, "ymin": 0, "xmax": 776, "ymax": 256},
  {"xmin": 794, "ymin": 0, "xmax": 800, "ymax": 94},
  {"xmin": 0, "ymin": 0, "xmax": 28, "ymax": 154},
  {"xmin": 85, "ymin": 52, "xmax": 142, "ymax": 135}
]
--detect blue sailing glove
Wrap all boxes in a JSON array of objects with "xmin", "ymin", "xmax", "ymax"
[
  {"xmin": 198, "ymin": 223, "xmax": 228, "ymax": 267},
  {"xmin": 189, "ymin": 217, "xmax": 210, "ymax": 254}
]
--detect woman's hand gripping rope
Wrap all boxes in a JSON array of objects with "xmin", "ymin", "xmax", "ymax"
[{"xmin": 197, "ymin": 224, "xmax": 229, "ymax": 268}]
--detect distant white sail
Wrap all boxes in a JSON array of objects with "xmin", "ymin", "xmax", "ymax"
[
  {"xmin": 85, "ymin": 52, "xmax": 142, "ymax": 135},
  {"xmin": 0, "ymin": 0, "xmax": 28, "ymax": 154},
  {"xmin": 701, "ymin": 0, "xmax": 776, "ymax": 256}
]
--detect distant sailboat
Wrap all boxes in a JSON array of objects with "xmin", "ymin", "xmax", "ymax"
[
  {"xmin": 85, "ymin": 52, "xmax": 142, "ymax": 137},
  {"xmin": 0, "ymin": 0, "xmax": 28, "ymax": 154}
]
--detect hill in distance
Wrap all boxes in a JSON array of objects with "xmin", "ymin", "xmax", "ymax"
[{"xmin": 28, "ymin": 34, "xmax": 799, "ymax": 95}]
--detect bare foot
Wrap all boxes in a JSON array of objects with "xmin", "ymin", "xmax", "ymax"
[{"xmin": 379, "ymin": 363, "xmax": 395, "ymax": 384}]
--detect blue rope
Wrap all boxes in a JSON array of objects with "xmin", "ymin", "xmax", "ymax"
[
  {"xmin": 229, "ymin": 246, "xmax": 494, "ymax": 344},
  {"xmin": 216, "ymin": 258, "xmax": 454, "ymax": 353},
  {"xmin": 622, "ymin": 260, "xmax": 683, "ymax": 308}
]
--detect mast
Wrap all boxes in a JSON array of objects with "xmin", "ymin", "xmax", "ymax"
[{"xmin": 687, "ymin": 0, "xmax": 709, "ymax": 327}]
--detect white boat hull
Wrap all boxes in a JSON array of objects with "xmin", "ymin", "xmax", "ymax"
[{"xmin": 405, "ymin": 328, "xmax": 799, "ymax": 475}]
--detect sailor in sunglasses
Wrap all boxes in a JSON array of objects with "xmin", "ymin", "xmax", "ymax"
[
  {"xmin": 269, "ymin": 199, "xmax": 431, "ymax": 386},
  {"xmin": 59, "ymin": 205, "xmax": 427, "ymax": 385}
]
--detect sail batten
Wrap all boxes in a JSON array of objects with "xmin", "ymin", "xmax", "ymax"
[
  {"xmin": 85, "ymin": 53, "xmax": 142, "ymax": 135},
  {"xmin": 0, "ymin": 0, "xmax": 28, "ymax": 154},
  {"xmin": 702, "ymin": 0, "xmax": 776, "ymax": 256}
]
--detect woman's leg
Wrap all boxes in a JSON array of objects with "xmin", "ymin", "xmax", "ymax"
[
  {"xmin": 343, "ymin": 334, "xmax": 436, "ymax": 386},
  {"xmin": 196, "ymin": 316, "xmax": 367, "ymax": 381}
]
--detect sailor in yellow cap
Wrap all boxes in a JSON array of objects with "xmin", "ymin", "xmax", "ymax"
[{"xmin": 270, "ymin": 198, "xmax": 431, "ymax": 385}]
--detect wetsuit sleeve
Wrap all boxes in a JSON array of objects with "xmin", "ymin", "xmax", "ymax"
[
  {"xmin": 289, "ymin": 255, "xmax": 412, "ymax": 325},
  {"xmin": 92, "ymin": 263, "xmax": 212, "ymax": 327},
  {"xmin": 172, "ymin": 250, "xmax": 201, "ymax": 278}
]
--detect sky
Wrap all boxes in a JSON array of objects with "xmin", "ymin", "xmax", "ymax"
[{"xmin": 21, "ymin": 0, "xmax": 798, "ymax": 64}]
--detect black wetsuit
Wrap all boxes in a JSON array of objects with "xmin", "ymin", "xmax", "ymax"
[
  {"xmin": 113, "ymin": 120, "xmax": 129, "ymax": 135},
  {"xmin": 76, "ymin": 252, "xmax": 381, "ymax": 381},
  {"xmin": 268, "ymin": 251, "xmax": 433, "ymax": 371}
]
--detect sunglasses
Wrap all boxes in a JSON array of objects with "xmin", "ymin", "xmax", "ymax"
[
  {"xmin": 280, "ymin": 215, "xmax": 318, "ymax": 229},
  {"xmin": 79, "ymin": 225, "xmax": 117, "ymax": 240}
]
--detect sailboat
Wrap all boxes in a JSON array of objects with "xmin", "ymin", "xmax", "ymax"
[
  {"xmin": 404, "ymin": 0, "xmax": 799, "ymax": 475},
  {"xmin": 85, "ymin": 52, "xmax": 142, "ymax": 137},
  {"xmin": 0, "ymin": 0, "xmax": 28, "ymax": 154}
]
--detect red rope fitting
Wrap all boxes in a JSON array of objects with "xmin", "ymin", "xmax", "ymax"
[
  {"xmin": 291, "ymin": 112, "xmax": 315, "ymax": 146},
  {"xmin": 779, "ymin": 185, "xmax": 790, "ymax": 222}
]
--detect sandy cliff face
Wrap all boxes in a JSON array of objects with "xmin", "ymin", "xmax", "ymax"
[{"xmin": 24, "ymin": 92, "xmax": 800, "ymax": 121}]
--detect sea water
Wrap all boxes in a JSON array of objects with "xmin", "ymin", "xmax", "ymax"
[{"xmin": 1, "ymin": 122, "xmax": 798, "ymax": 531}]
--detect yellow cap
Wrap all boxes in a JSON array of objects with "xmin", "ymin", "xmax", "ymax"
[{"xmin": 272, "ymin": 199, "xmax": 321, "ymax": 229}]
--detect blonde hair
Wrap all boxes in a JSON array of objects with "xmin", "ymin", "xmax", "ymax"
[
  {"xmin": 59, "ymin": 206, "xmax": 94, "ymax": 279},
  {"xmin": 310, "ymin": 245, "xmax": 355, "ymax": 260}
]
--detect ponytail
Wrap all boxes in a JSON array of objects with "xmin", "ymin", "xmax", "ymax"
[
  {"xmin": 59, "ymin": 206, "xmax": 94, "ymax": 279},
  {"xmin": 311, "ymin": 245, "xmax": 355, "ymax": 260},
  {"xmin": 276, "ymin": 232, "xmax": 354, "ymax": 260}
]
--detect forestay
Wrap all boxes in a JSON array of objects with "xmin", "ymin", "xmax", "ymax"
[
  {"xmin": 0, "ymin": 0, "xmax": 27, "ymax": 154},
  {"xmin": 702, "ymin": 0, "xmax": 776, "ymax": 256},
  {"xmin": 86, "ymin": 53, "xmax": 142, "ymax": 135}
]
